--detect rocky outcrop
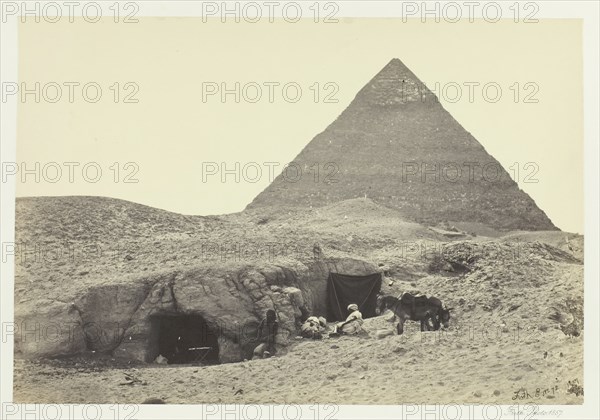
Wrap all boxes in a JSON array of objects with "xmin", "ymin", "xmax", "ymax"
[
  {"xmin": 13, "ymin": 299, "xmax": 87, "ymax": 359},
  {"xmin": 14, "ymin": 256, "xmax": 378, "ymax": 363}
]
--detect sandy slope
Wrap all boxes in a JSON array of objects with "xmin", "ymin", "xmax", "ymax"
[
  {"xmin": 13, "ymin": 196, "xmax": 584, "ymax": 405},
  {"xmin": 14, "ymin": 317, "xmax": 583, "ymax": 405}
]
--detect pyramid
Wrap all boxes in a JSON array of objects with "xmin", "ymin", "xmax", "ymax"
[{"xmin": 247, "ymin": 59, "xmax": 557, "ymax": 232}]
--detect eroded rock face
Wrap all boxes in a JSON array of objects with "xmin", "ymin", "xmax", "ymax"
[
  {"xmin": 14, "ymin": 257, "xmax": 379, "ymax": 363},
  {"xmin": 76, "ymin": 281, "xmax": 156, "ymax": 353},
  {"xmin": 14, "ymin": 299, "xmax": 87, "ymax": 359}
]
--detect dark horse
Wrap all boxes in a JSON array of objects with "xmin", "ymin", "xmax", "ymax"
[{"xmin": 376, "ymin": 293, "xmax": 452, "ymax": 335}]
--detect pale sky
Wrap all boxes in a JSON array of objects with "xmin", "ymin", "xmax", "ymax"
[{"xmin": 17, "ymin": 18, "xmax": 583, "ymax": 233}]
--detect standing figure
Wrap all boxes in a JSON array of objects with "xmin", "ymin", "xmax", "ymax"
[{"xmin": 253, "ymin": 309, "xmax": 279, "ymax": 359}]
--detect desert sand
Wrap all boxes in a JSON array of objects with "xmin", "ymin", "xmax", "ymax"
[{"xmin": 13, "ymin": 197, "xmax": 584, "ymax": 405}]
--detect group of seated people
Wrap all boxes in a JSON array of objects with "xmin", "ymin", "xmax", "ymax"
[
  {"xmin": 301, "ymin": 303, "xmax": 364, "ymax": 339},
  {"xmin": 252, "ymin": 303, "xmax": 364, "ymax": 359},
  {"xmin": 300, "ymin": 315, "xmax": 327, "ymax": 339},
  {"xmin": 300, "ymin": 303, "xmax": 365, "ymax": 338}
]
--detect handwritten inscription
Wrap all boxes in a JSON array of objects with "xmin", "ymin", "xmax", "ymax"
[{"xmin": 512, "ymin": 385, "xmax": 559, "ymax": 400}]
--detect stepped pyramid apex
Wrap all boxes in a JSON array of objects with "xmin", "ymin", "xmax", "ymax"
[
  {"xmin": 381, "ymin": 57, "xmax": 412, "ymax": 72},
  {"xmin": 355, "ymin": 58, "xmax": 435, "ymax": 107},
  {"xmin": 372, "ymin": 57, "xmax": 420, "ymax": 82}
]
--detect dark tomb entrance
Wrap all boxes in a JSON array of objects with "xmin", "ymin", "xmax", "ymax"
[{"xmin": 150, "ymin": 314, "xmax": 220, "ymax": 364}]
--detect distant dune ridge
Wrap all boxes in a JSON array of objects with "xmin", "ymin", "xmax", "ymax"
[{"xmin": 247, "ymin": 58, "xmax": 557, "ymax": 232}]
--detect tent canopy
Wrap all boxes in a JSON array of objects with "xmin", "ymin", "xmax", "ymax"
[{"xmin": 326, "ymin": 272, "xmax": 382, "ymax": 321}]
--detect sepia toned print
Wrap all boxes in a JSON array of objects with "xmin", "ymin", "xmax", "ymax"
[{"xmin": 2, "ymin": 4, "xmax": 595, "ymax": 418}]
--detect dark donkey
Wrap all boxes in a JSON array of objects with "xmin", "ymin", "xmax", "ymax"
[{"xmin": 376, "ymin": 293, "xmax": 452, "ymax": 335}]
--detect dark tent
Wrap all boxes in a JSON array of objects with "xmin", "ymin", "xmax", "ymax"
[{"xmin": 326, "ymin": 272, "xmax": 382, "ymax": 321}]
